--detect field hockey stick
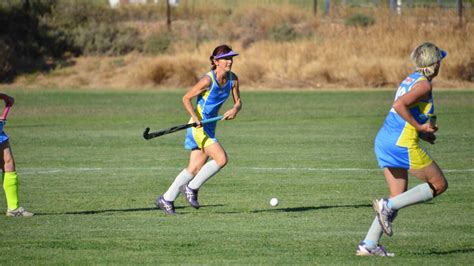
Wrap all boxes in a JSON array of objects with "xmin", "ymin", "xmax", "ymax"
[
  {"xmin": 143, "ymin": 115, "xmax": 223, "ymax": 140},
  {"xmin": 0, "ymin": 106, "xmax": 11, "ymax": 121}
]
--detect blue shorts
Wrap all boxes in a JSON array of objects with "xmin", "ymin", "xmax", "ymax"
[
  {"xmin": 184, "ymin": 122, "xmax": 218, "ymax": 150},
  {"xmin": 374, "ymin": 126, "xmax": 432, "ymax": 170}
]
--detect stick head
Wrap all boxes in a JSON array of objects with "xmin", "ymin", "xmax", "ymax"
[{"xmin": 143, "ymin": 127, "xmax": 151, "ymax": 140}]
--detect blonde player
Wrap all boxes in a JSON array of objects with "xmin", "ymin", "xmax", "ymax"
[{"xmin": 356, "ymin": 43, "xmax": 448, "ymax": 256}]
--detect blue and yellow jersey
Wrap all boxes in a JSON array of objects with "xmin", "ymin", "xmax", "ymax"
[
  {"xmin": 195, "ymin": 71, "xmax": 234, "ymax": 120},
  {"xmin": 387, "ymin": 71, "xmax": 434, "ymax": 128},
  {"xmin": 374, "ymin": 72, "xmax": 434, "ymax": 169},
  {"xmin": 184, "ymin": 70, "xmax": 234, "ymax": 150}
]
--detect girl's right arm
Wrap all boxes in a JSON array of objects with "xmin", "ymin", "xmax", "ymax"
[
  {"xmin": 182, "ymin": 76, "xmax": 211, "ymax": 127},
  {"xmin": 392, "ymin": 80, "xmax": 436, "ymax": 134}
]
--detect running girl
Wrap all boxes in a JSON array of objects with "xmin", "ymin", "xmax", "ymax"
[
  {"xmin": 356, "ymin": 43, "xmax": 448, "ymax": 256},
  {"xmin": 156, "ymin": 44, "xmax": 242, "ymax": 215}
]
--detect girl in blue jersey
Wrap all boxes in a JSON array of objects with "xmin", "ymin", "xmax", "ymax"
[
  {"xmin": 156, "ymin": 45, "xmax": 242, "ymax": 215},
  {"xmin": 356, "ymin": 43, "xmax": 448, "ymax": 256},
  {"xmin": 0, "ymin": 93, "xmax": 33, "ymax": 217}
]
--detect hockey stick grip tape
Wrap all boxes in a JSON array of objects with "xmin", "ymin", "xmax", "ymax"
[{"xmin": 1, "ymin": 106, "xmax": 11, "ymax": 120}]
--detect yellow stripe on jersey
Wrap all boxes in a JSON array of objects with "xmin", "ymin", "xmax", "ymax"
[
  {"xmin": 417, "ymin": 76, "xmax": 428, "ymax": 82},
  {"xmin": 200, "ymin": 72, "xmax": 214, "ymax": 102},
  {"xmin": 188, "ymin": 107, "xmax": 216, "ymax": 149},
  {"xmin": 408, "ymin": 146, "xmax": 433, "ymax": 169},
  {"xmin": 416, "ymin": 101, "xmax": 432, "ymax": 114},
  {"xmin": 191, "ymin": 125, "xmax": 216, "ymax": 149},
  {"xmin": 396, "ymin": 123, "xmax": 433, "ymax": 169},
  {"xmin": 195, "ymin": 105, "xmax": 204, "ymax": 120}
]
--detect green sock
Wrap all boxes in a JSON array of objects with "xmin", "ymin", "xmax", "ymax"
[{"xmin": 3, "ymin": 171, "xmax": 19, "ymax": 210}]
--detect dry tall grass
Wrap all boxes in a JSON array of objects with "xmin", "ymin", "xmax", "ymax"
[{"xmin": 7, "ymin": 5, "xmax": 474, "ymax": 90}]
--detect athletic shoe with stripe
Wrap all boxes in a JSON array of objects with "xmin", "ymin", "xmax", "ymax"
[
  {"xmin": 6, "ymin": 207, "xmax": 34, "ymax": 217},
  {"xmin": 156, "ymin": 195, "xmax": 176, "ymax": 215},
  {"xmin": 373, "ymin": 198, "xmax": 394, "ymax": 236},
  {"xmin": 356, "ymin": 242, "xmax": 394, "ymax": 257},
  {"xmin": 179, "ymin": 185, "xmax": 200, "ymax": 209}
]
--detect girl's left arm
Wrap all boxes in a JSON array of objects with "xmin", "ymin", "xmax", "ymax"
[{"xmin": 223, "ymin": 75, "xmax": 241, "ymax": 120}]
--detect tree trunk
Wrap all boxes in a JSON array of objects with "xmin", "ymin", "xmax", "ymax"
[
  {"xmin": 457, "ymin": 0, "xmax": 463, "ymax": 27},
  {"xmin": 166, "ymin": 0, "xmax": 172, "ymax": 32}
]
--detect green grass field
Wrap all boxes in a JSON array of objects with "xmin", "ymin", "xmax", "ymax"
[{"xmin": 0, "ymin": 89, "xmax": 472, "ymax": 264}]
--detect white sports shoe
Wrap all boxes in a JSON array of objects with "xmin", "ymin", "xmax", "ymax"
[
  {"xmin": 373, "ymin": 198, "xmax": 394, "ymax": 236},
  {"xmin": 356, "ymin": 242, "xmax": 394, "ymax": 257},
  {"xmin": 6, "ymin": 207, "xmax": 34, "ymax": 217}
]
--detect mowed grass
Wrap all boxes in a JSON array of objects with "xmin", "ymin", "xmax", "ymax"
[{"xmin": 0, "ymin": 89, "xmax": 472, "ymax": 264}]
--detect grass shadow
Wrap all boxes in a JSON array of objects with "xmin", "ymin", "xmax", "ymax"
[
  {"xmin": 413, "ymin": 248, "xmax": 474, "ymax": 256},
  {"xmin": 9, "ymin": 124, "xmax": 61, "ymax": 128},
  {"xmin": 36, "ymin": 207, "xmax": 158, "ymax": 216},
  {"xmin": 252, "ymin": 203, "xmax": 372, "ymax": 213},
  {"xmin": 36, "ymin": 204, "xmax": 224, "ymax": 215}
]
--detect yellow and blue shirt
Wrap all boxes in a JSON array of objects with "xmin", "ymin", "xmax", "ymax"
[
  {"xmin": 375, "ymin": 72, "xmax": 434, "ymax": 169},
  {"xmin": 184, "ymin": 71, "xmax": 234, "ymax": 150}
]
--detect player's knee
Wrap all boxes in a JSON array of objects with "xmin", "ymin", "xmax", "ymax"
[
  {"xmin": 430, "ymin": 178, "xmax": 448, "ymax": 197},
  {"xmin": 215, "ymin": 155, "xmax": 228, "ymax": 168},
  {"xmin": 436, "ymin": 179, "xmax": 448, "ymax": 195},
  {"xmin": 3, "ymin": 157, "xmax": 15, "ymax": 172}
]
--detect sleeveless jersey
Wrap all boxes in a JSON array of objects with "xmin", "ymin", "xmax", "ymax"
[
  {"xmin": 195, "ymin": 71, "xmax": 234, "ymax": 120},
  {"xmin": 184, "ymin": 70, "xmax": 234, "ymax": 150},
  {"xmin": 374, "ymin": 71, "xmax": 434, "ymax": 169},
  {"xmin": 387, "ymin": 71, "xmax": 434, "ymax": 129}
]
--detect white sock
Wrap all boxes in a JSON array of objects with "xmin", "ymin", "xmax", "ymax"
[
  {"xmin": 363, "ymin": 217, "xmax": 383, "ymax": 248},
  {"xmin": 388, "ymin": 183, "xmax": 434, "ymax": 210},
  {"xmin": 188, "ymin": 160, "xmax": 221, "ymax": 190},
  {"xmin": 163, "ymin": 169, "xmax": 194, "ymax": 201}
]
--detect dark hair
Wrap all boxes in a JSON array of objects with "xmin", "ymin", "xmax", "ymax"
[{"xmin": 210, "ymin": 44, "xmax": 233, "ymax": 70}]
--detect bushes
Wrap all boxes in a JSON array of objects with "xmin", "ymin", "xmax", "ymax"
[
  {"xmin": 71, "ymin": 22, "xmax": 142, "ymax": 56},
  {"xmin": 269, "ymin": 23, "xmax": 299, "ymax": 42},
  {"xmin": 139, "ymin": 56, "xmax": 203, "ymax": 87},
  {"xmin": 228, "ymin": 5, "xmax": 312, "ymax": 47},
  {"xmin": 1, "ymin": 1, "xmax": 472, "ymax": 89},
  {"xmin": 48, "ymin": 1, "xmax": 142, "ymax": 56},
  {"xmin": 0, "ymin": 40, "xmax": 12, "ymax": 81},
  {"xmin": 462, "ymin": 58, "xmax": 474, "ymax": 82},
  {"xmin": 450, "ymin": 57, "xmax": 474, "ymax": 82},
  {"xmin": 0, "ymin": 0, "xmax": 143, "ymax": 81},
  {"xmin": 345, "ymin": 14, "xmax": 375, "ymax": 27},
  {"xmin": 0, "ymin": 0, "xmax": 64, "ymax": 81},
  {"xmin": 143, "ymin": 32, "xmax": 172, "ymax": 55}
]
